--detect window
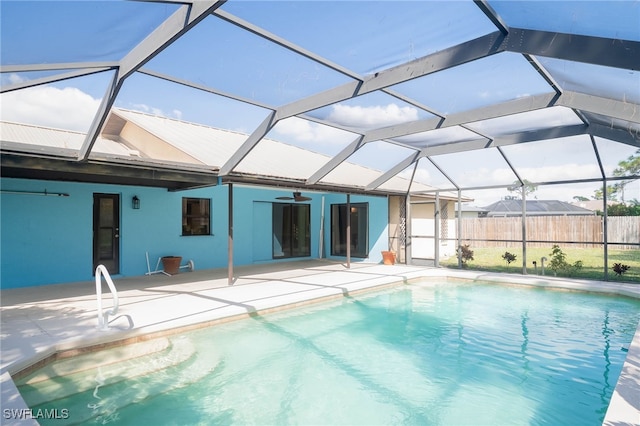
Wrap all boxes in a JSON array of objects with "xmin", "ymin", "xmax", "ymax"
[
  {"xmin": 331, "ymin": 203, "xmax": 369, "ymax": 258},
  {"xmin": 273, "ymin": 203, "xmax": 310, "ymax": 258},
  {"xmin": 182, "ymin": 198, "xmax": 211, "ymax": 236}
]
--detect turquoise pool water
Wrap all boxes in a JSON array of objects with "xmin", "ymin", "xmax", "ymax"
[{"xmin": 18, "ymin": 281, "xmax": 640, "ymax": 425}]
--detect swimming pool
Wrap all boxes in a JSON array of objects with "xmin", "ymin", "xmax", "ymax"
[{"xmin": 16, "ymin": 280, "xmax": 640, "ymax": 425}]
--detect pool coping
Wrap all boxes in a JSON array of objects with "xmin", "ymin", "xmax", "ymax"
[{"xmin": 1, "ymin": 262, "xmax": 639, "ymax": 425}]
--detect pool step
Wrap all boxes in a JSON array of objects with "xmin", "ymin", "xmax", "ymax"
[
  {"xmin": 82, "ymin": 340, "xmax": 219, "ymax": 424},
  {"xmin": 18, "ymin": 336, "xmax": 197, "ymax": 407},
  {"xmin": 17, "ymin": 337, "xmax": 172, "ymax": 386}
]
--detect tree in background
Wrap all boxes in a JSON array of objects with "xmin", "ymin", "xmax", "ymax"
[
  {"xmin": 593, "ymin": 149, "xmax": 639, "ymax": 206},
  {"xmin": 507, "ymin": 179, "xmax": 538, "ymax": 200},
  {"xmin": 612, "ymin": 149, "xmax": 640, "ymax": 203},
  {"xmin": 592, "ymin": 185, "xmax": 619, "ymax": 201},
  {"xmin": 607, "ymin": 201, "xmax": 640, "ymax": 216}
]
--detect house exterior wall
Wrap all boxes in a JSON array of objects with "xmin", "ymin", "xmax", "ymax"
[
  {"xmin": 0, "ymin": 178, "xmax": 389, "ymax": 288},
  {"xmin": 410, "ymin": 201, "xmax": 457, "ymax": 260}
]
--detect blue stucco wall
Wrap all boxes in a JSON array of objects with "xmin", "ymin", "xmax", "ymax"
[{"xmin": 1, "ymin": 178, "xmax": 389, "ymax": 288}]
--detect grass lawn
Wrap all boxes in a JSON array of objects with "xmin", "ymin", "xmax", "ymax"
[{"xmin": 440, "ymin": 246, "xmax": 640, "ymax": 283}]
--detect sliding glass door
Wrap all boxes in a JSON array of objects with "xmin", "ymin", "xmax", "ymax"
[
  {"xmin": 331, "ymin": 203, "xmax": 369, "ymax": 258},
  {"xmin": 272, "ymin": 203, "xmax": 311, "ymax": 258}
]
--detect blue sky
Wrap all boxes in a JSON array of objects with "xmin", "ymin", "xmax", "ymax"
[{"xmin": 1, "ymin": 1, "xmax": 638, "ymax": 205}]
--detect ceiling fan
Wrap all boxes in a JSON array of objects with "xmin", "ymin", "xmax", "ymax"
[{"xmin": 275, "ymin": 191, "xmax": 312, "ymax": 202}]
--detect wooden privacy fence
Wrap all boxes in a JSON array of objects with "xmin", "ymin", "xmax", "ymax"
[{"xmin": 460, "ymin": 216, "xmax": 640, "ymax": 249}]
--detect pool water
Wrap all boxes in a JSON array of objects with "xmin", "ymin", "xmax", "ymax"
[{"xmin": 18, "ymin": 281, "xmax": 640, "ymax": 425}]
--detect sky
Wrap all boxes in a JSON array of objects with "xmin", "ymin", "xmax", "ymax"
[{"xmin": 1, "ymin": 0, "xmax": 639, "ymax": 206}]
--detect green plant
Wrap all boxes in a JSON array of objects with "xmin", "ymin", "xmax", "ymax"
[
  {"xmin": 549, "ymin": 245, "xmax": 583, "ymax": 276},
  {"xmin": 501, "ymin": 251, "xmax": 517, "ymax": 265},
  {"xmin": 440, "ymin": 247, "xmax": 640, "ymax": 282},
  {"xmin": 459, "ymin": 244, "xmax": 474, "ymax": 267},
  {"xmin": 612, "ymin": 263, "xmax": 631, "ymax": 276}
]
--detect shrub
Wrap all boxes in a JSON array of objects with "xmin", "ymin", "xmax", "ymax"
[
  {"xmin": 549, "ymin": 245, "xmax": 583, "ymax": 276},
  {"xmin": 459, "ymin": 244, "xmax": 474, "ymax": 267},
  {"xmin": 501, "ymin": 251, "xmax": 517, "ymax": 265},
  {"xmin": 612, "ymin": 263, "xmax": 631, "ymax": 276}
]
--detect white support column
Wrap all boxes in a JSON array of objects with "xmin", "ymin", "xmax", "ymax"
[
  {"xmin": 228, "ymin": 183, "xmax": 234, "ymax": 285},
  {"xmin": 405, "ymin": 194, "xmax": 412, "ymax": 265},
  {"xmin": 522, "ymin": 186, "xmax": 527, "ymax": 275},
  {"xmin": 346, "ymin": 193, "xmax": 351, "ymax": 269},
  {"xmin": 457, "ymin": 190, "xmax": 462, "ymax": 269},
  {"xmin": 434, "ymin": 192, "xmax": 440, "ymax": 268}
]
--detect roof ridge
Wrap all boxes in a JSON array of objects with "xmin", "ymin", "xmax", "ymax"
[{"xmin": 113, "ymin": 107, "xmax": 251, "ymax": 138}]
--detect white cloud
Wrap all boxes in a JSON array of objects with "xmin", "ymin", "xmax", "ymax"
[
  {"xmin": 270, "ymin": 104, "xmax": 419, "ymax": 155},
  {"xmin": 0, "ymin": 83, "xmax": 188, "ymax": 134},
  {"xmin": 271, "ymin": 117, "xmax": 356, "ymax": 155},
  {"xmin": 130, "ymin": 103, "xmax": 184, "ymax": 121},
  {"xmin": 0, "ymin": 85, "xmax": 101, "ymax": 132},
  {"xmin": 0, "ymin": 85, "xmax": 185, "ymax": 132},
  {"xmin": 8, "ymin": 73, "xmax": 25, "ymax": 85},
  {"xmin": 327, "ymin": 103, "xmax": 419, "ymax": 128}
]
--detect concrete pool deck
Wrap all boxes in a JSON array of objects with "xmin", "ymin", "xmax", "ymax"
[{"xmin": 1, "ymin": 260, "xmax": 639, "ymax": 425}]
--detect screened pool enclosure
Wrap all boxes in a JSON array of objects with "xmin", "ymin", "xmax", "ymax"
[{"xmin": 1, "ymin": 1, "xmax": 639, "ymax": 280}]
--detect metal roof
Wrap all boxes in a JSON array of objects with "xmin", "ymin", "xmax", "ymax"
[
  {"xmin": 1, "ymin": 1, "xmax": 639, "ymax": 201},
  {"xmin": 0, "ymin": 121, "xmax": 138, "ymax": 157},
  {"xmin": 109, "ymin": 108, "xmax": 438, "ymax": 193}
]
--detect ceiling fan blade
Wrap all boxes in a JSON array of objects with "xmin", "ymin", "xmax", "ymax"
[{"xmin": 277, "ymin": 191, "xmax": 311, "ymax": 201}]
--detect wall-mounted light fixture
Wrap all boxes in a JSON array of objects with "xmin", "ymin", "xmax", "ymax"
[{"xmin": 132, "ymin": 195, "xmax": 140, "ymax": 210}]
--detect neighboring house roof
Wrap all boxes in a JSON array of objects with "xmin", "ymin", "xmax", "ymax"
[
  {"xmin": 483, "ymin": 199, "xmax": 595, "ymax": 216},
  {"xmin": 454, "ymin": 203, "xmax": 489, "ymax": 213}
]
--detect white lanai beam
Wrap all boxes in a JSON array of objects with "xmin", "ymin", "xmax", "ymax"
[
  {"xmin": 310, "ymin": 93, "xmax": 556, "ymax": 186},
  {"xmin": 137, "ymin": 68, "xmax": 275, "ymax": 111},
  {"xmin": 522, "ymin": 54, "xmax": 563, "ymax": 95},
  {"xmin": 366, "ymin": 93, "xmax": 557, "ymax": 143},
  {"xmin": 0, "ymin": 62, "xmax": 117, "ymax": 74},
  {"xmin": 308, "ymin": 91, "xmax": 633, "ymax": 190},
  {"xmin": 222, "ymin": 30, "xmax": 508, "ymax": 177},
  {"xmin": 365, "ymin": 151, "xmax": 423, "ymax": 191},
  {"xmin": 279, "ymin": 30, "xmax": 507, "ymax": 121},
  {"xmin": 214, "ymin": 9, "xmax": 360, "ymax": 80},
  {"xmin": 218, "ymin": 111, "xmax": 278, "ymax": 176},
  {"xmin": 305, "ymin": 136, "xmax": 366, "ymax": 185},
  {"xmin": 590, "ymin": 124, "xmax": 640, "ymax": 148},
  {"xmin": 0, "ymin": 67, "xmax": 115, "ymax": 94},
  {"xmin": 78, "ymin": 1, "xmax": 225, "ymax": 161},
  {"xmin": 557, "ymin": 91, "xmax": 640, "ymax": 124},
  {"xmin": 473, "ymin": 0, "xmax": 509, "ymax": 34},
  {"xmin": 506, "ymin": 28, "xmax": 640, "ymax": 71},
  {"xmin": 366, "ymin": 124, "xmax": 588, "ymax": 190}
]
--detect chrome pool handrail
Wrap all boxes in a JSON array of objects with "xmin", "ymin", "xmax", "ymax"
[{"xmin": 95, "ymin": 265, "xmax": 119, "ymax": 331}]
